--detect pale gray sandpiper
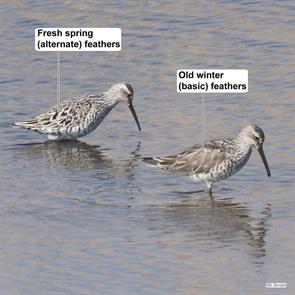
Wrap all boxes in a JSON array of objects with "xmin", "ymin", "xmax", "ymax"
[
  {"xmin": 14, "ymin": 82, "xmax": 141, "ymax": 140},
  {"xmin": 144, "ymin": 124, "xmax": 271, "ymax": 194}
]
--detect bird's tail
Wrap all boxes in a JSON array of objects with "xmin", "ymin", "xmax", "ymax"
[{"xmin": 13, "ymin": 119, "xmax": 40, "ymax": 130}]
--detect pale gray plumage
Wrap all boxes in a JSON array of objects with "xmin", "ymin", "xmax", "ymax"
[
  {"xmin": 14, "ymin": 82, "xmax": 141, "ymax": 140},
  {"xmin": 144, "ymin": 125, "xmax": 271, "ymax": 194}
]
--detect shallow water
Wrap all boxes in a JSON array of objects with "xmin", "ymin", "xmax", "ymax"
[{"xmin": 0, "ymin": 1, "xmax": 294, "ymax": 294}]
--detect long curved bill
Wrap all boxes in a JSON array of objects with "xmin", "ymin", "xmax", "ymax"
[
  {"xmin": 128, "ymin": 102, "xmax": 141, "ymax": 131},
  {"xmin": 258, "ymin": 147, "xmax": 271, "ymax": 177}
]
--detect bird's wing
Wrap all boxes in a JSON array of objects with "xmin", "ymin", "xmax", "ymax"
[
  {"xmin": 144, "ymin": 139, "xmax": 234, "ymax": 174},
  {"xmin": 14, "ymin": 94, "xmax": 97, "ymax": 133}
]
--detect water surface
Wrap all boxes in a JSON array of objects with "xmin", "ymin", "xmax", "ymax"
[{"xmin": 0, "ymin": 1, "xmax": 294, "ymax": 294}]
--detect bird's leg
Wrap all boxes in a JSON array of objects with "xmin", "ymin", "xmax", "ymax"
[
  {"xmin": 207, "ymin": 182, "xmax": 213, "ymax": 199},
  {"xmin": 208, "ymin": 188, "xmax": 215, "ymax": 207},
  {"xmin": 208, "ymin": 187, "xmax": 213, "ymax": 199}
]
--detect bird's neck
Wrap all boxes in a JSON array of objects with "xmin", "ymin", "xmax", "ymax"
[
  {"xmin": 103, "ymin": 90, "xmax": 122, "ymax": 106},
  {"xmin": 98, "ymin": 93, "xmax": 120, "ymax": 109},
  {"xmin": 230, "ymin": 139, "xmax": 253, "ymax": 173},
  {"xmin": 236, "ymin": 136, "xmax": 253, "ymax": 157}
]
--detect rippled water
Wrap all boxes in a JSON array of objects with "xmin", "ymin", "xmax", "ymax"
[{"xmin": 1, "ymin": 1, "xmax": 294, "ymax": 294}]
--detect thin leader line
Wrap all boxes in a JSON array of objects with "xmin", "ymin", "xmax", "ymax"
[
  {"xmin": 57, "ymin": 51, "xmax": 60, "ymax": 107},
  {"xmin": 201, "ymin": 92, "xmax": 206, "ymax": 150}
]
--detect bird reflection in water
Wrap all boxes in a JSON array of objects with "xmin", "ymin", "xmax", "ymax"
[
  {"xmin": 144, "ymin": 194, "xmax": 272, "ymax": 263},
  {"xmin": 13, "ymin": 140, "xmax": 113, "ymax": 170},
  {"xmin": 12, "ymin": 140, "xmax": 141, "ymax": 171}
]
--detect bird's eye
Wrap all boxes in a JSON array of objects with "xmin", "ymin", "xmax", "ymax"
[
  {"xmin": 127, "ymin": 93, "xmax": 132, "ymax": 99},
  {"xmin": 255, "ymin": 136, "xmax": 260, "ymax": 141}
]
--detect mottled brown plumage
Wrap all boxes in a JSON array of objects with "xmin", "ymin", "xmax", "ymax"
[
  {"xmin": 14, "ymin": 83, "xmax": 141, "ymax": 140},
  {"xmin": 144, "ymin": 125, "xmax": 271, "ymax": 194}
]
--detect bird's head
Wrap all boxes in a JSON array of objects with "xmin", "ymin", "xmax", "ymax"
[
  {"xmin": 107, "ymin": 82, "xmax": 141, "ymax": 131},
  {"xmin": 239, "ymin": 124, "xmax": 271, "ymax": 177},
  {"xmin": 240, "ymin": 124, "xmax": 265, "ymax": 149}
]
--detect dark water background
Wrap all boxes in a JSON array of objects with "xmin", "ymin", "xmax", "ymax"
[{"xmin": 0, "ymin": 1, "xmax": 294, "ymax": 294}]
